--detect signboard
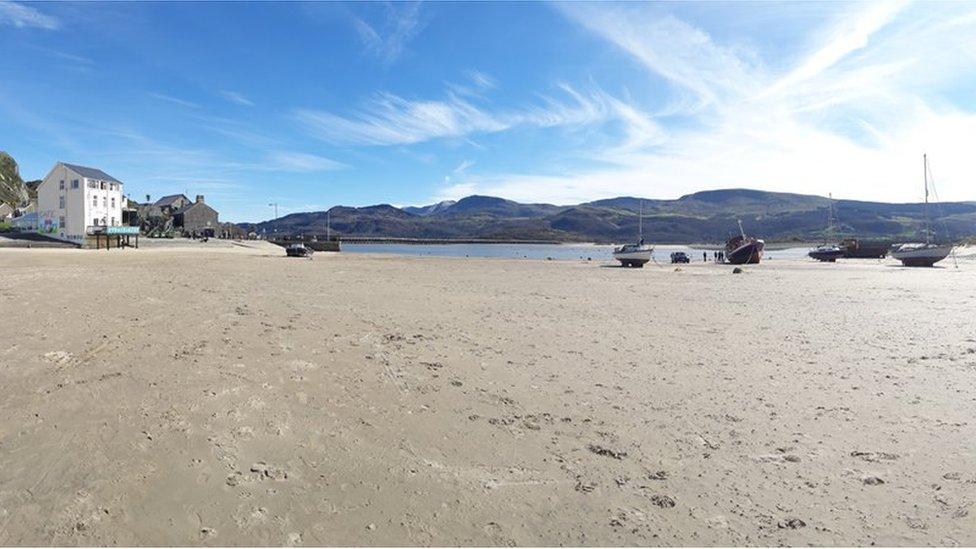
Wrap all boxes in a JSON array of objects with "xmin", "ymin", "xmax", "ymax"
[{"xmin": 105, "ymin": 226, "xmax": 140, "ymax": 235}]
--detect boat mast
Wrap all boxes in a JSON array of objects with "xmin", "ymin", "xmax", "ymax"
[
  {"xmin": 737, "ymin": 219, "xmax": 746, "ymax": 239},
  {"xmin": 826, "ymin": 193, "xmax": 834, "ymax": 244},
  {"xmin": 923, "ymin": 154, "xmax": 931, "ymax": 244},
  {"xmin": 638, "ymin": 199, "xmax": 643, "ymax": 242}
]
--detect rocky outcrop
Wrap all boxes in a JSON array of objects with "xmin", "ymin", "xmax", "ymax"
[{"xmin": 0, "ymin": 151, "xmax": 29, "ymax": 208}]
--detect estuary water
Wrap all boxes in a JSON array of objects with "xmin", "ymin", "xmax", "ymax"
[{"xmin": 341, "ymin": 243, "xmax": 813, "ymax": 261}]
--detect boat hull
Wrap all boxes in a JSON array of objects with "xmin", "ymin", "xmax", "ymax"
[
  {"xmin": 840, "ymin": 238, "xmax": 890, "ymax": 258},
  {"xmin": 891, "ymin": 244, "xmax": 952, "ymax": 267},
  {"xmin": 725, "ymin": 239, "xmax": 764, "ymax": 265},
  {"xmin": 808, "ymin": 246, "xmax": 845, "ymax": 262},
  {"xmin": 613, "ymin": 250, "xmax": 652, "ymax": 267}
]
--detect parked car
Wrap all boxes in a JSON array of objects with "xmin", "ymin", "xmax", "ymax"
[
  {"xmin": 285, "ymin": 243, "xmax": 313, "ymax": 258},
  {"xmin": 670, "ymin": 251, "xmax": 690, "ymax": 264}
]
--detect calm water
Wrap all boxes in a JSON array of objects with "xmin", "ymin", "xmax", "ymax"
[{"xmin": 341, "ymin": 243, "xmax": 813, "ymax": 261}]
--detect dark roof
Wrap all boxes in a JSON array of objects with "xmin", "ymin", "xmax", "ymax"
[
  {"xmin": 153, "ymin": 194, "xmax": 190, "ymax": 207},
  {"xmin": 61, "ymin": 163, "xmax": 122, "ymax": 184},
  {"xmin": 173, "ymin": 201, "xmax": 217, "ymax": 216}
]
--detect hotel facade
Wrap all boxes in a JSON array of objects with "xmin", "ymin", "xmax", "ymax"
[{"xmin": 36, "ymin": 163, "xmax": 125, "ymax": 243}]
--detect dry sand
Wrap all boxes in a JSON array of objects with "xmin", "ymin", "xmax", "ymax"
[{"xmin": 0, "ymin": 242, "xmax": 974, "ymax": 546}]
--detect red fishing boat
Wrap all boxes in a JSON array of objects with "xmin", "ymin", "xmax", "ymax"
[{"xmin": 725, "ymin": 220, "xmax": 764, "ymax": 264}]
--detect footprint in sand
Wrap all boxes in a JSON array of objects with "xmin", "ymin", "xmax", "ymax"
[
  {"xmin": 43, "ymin": 351, "xmax": 73, "ymax": 365},
  {"xmin": 250, "ymin": 461, "xmax": 289, "ymax": 480}
]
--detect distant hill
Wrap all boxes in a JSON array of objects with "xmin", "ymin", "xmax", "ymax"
[
  {"xmin": 238, "ymin": 188, "xmax": 976, "ymax": 243},
  {"xmin": 403, "ymin": 200, "xmax": 456, "ymax": 216}
]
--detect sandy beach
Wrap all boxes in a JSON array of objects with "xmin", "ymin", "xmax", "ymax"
[{"xmin": 0, "ymin": 242, "xmax": 974, "ymax": 546}]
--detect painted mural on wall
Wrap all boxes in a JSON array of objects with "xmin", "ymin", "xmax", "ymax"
[{"xmin": 38, "ymin": 209, "xmax": 59, "ymax": 233}]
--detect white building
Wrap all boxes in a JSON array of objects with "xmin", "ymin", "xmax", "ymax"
[{"xmin": 36, "ymin": 163, "xmax": 124, "ymax": 243}]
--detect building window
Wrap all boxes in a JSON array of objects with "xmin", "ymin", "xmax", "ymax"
[
  {"xmin": 111, "ymin": 197, "xmax": 115, "ymax": 208},
  {"xmin": 92, "ymin": 196, "xmax": 97, "ymax": 207},
  {"xmin": 59, "ymin": 196, "xmax": 65, "ymax": 209},
  {"xmin": 59, "ymin": 180, "xmax": 65, "ymax": 190},
  {"xmin": 103, "ymin": 197, "xmax": 107, "ymax": 207},
  {"xmin": 100, "ymin": 182, "xmax": 106, "ymax": 190},
  {"xmin": 93, "ymin": 218, "xmax": 99, "ymax": 226},
  {"xmin": 111, "ymin": 217, "xmax": 116, "ymax": 226},
  {"xmin": 71, "ymin": 180, "xmax": 79, "ymax": 189},
  {"xmin": 59, "ymin": 216, "xmax": 65, "ymax": 226}
]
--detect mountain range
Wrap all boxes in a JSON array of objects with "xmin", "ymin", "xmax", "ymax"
[{"xmin": 238, "ymin": 189, "xmax": 976, "ymax": 243}]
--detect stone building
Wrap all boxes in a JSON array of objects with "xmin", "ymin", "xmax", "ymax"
[
  {"xmin": 173, "ymin": 195, "xmax": 219, "ymax": 237},
  {"xmin": 153, "ymin": 194, "xmax": 192, "ymax": 216}
]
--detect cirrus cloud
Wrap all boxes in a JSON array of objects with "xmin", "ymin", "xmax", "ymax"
[{"xmin": 0, "ymin": 0, "xmax": 59, "ymax": 29}]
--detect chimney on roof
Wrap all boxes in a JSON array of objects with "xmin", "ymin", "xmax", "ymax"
[{"xmin": 196, "ymin": 195, "xmax": 204, "ymax": 204}]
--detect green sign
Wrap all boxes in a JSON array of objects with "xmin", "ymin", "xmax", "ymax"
[{"xmin": 105, "ymin": 226, "xmax": 140, "ymax": 235}]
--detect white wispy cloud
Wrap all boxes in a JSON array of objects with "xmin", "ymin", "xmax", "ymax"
[
  {"xmin": 453, "ymin": 159, "xmax": 475, "ymax": 175},
  {"xmin": 0, "ymin": 0, "xmax": 59, "ymax": 30},
  {"xmin": 295, "ymin": 84, "xmax": 638, "ymax": 146},
  {"xmin": 267, "ymin": 151, "xmax": 347, "ymax": 172},
  {"xmin": 352, "ymin": 2, "xmax": 424, "ymax": 65},
  {"xmin": 219, "ymin": 90, "xmax": 254, "ymax": 107},
  {"xmin": 467, "ymin": 70, "xmax": 496, "ymax": 91},
  {"xmin": 435, "ymin": 2, "xmax": 976, "ymax": 204},
  {"xmin": 556, "ymin": 3, "xmax": 760, "ymax": 111},
  {"xmin": 148, "ymin": 92, "xmax": 201, "ymax": 109},
  {"xmin": 26, "ymin": 44, "xmax": 93, "ymax": 65},
  {"xmin": 448, "ymin": 70, "xmax": 499, "ymax": 98},
  {"xmin": 762, "ymin": 1, "xmax": 910, "ymax": 99}
]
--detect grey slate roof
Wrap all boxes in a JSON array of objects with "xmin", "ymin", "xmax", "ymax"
[
  {"xmin": 61, "ymin": 162, "xmax": 122, "ymax": 184},
  {"xmin": 154, "ymin": 194, "xmax": 189, "ymax": 207},
  {"xmin": 173, "ymin": 201, "xmax": 217, "ymax": 216}
]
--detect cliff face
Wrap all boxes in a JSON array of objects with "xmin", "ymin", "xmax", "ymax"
[{"xmin": 0, "ymin": 151, "xmax": 29, "ymax": 208}]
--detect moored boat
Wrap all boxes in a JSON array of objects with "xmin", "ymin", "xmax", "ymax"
[
  {"xmin": 613, "ymin": 243, "xmax": 653, "ymax": 267},
  {"xmin": 725, "ymin": 221, "xmax": 764, "ymax": 264},
  {"xmin": 891, "ymin": 154, "xmax": 954, "ymax": 267},
  {"xmin": 613, "ymin": 199, "xmax": 653, "ymax": 267},
  {"xmin": 809, "ymin": 244, "xmax": 845, "ymax": 262},
  {"xmin": 890, "ymin": 242, "xmax": 952, "ymax": 267},
  {"xmin": 840, "ymin": 238, "xmax": 890, "ymax": 258},
  {"xmin": 809, "ymin": 193, "xmax": 844, "ymax": 262}
]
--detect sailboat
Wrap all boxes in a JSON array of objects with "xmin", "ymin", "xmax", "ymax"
[
  {"xmin": 891, "ymin": 155, "xmax": 953, "ymax": 267},
  {"xmin": 809, "ymin": 193, "xmax": 844, "ymax": 262},
  {"xmin": 725, "ymin": 220, "xmax": 764, "ymax": 264},
  {"xmin": 613, "ymin": 199, "xmax": 653, "ymax": 267}
]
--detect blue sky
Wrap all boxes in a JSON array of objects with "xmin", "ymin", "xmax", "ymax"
[{"xmin": 2, "ymin": 1, "xmax": 976, "ymax": 222}]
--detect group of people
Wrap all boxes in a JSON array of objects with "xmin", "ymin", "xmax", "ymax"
[{"xmin": 705, "ymin": 250, "xmax": 725, "ymax": 262}]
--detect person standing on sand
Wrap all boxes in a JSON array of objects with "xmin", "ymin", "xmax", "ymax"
[{"xmin": 703, "ymin": 251, "xmax": 708, "ymax": 262}]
